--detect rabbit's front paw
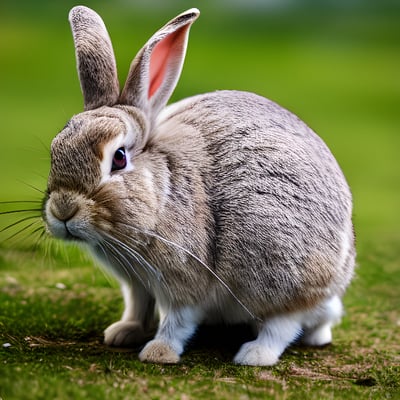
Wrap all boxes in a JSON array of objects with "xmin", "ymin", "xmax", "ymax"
[
  {"xmin": 104, "ymin": 321, "xmax": 146, "ymax": 347},
  {"xmin": 234, "ymin": 341, "xmax": 280, "ymax": 366},
  {"xmin": 139, "ymin": 339, "xmax": 180, "ymax": 364}
]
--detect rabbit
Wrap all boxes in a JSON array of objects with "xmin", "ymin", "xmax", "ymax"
[{"xmin": 43, "ymin": 6, "xmax": 355, "ymax": 366}]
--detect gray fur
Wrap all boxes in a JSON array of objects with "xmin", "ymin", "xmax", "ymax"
[
  {"xmin": 69, "ymin": 6, "xmax": 120, "ymax": 110},
  {"xmin": 43, "ymin": 7, "xmax": 355, "ymax": 366},
  {"xmin": 158, "ymin": 91, "xmax": 354, "ymax": 315}
]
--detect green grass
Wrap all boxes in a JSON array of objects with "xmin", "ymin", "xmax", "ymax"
[
  {"xmin": 1, "ymin": 243, "xmax": 399, "ymax": 399},
  {"xmin": 1, "ymin": 2, "xmax": 400, "ymax": 399}
]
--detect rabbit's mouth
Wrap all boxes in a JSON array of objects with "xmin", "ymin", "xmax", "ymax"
[
  {"xmin": 45, "ymin": 215, "xmax": 101, "ymax": 245},
  {"xmin": 44, "ymin": 210, "xmax": 88, "ymax": 243},
  {"xmin": 43, "ymin": 190, "xmax": 102, "ymax": 245}
]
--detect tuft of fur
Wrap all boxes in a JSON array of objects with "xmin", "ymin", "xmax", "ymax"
[{"xmin": 43, "ymin": 7, "xmax": 355, "ymax": 366}]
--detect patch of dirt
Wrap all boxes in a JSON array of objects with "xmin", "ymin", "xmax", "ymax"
[
  {"xmin": 23, "ymin": 336, "xmax": 101, "ymax": 349},
  {"xmin": 287, "ymin": 365, "xmax": 339, "ymax": 381},
  {"xmin": 255, "ymin": 370, "xmax": 288, "ymax": 390}
]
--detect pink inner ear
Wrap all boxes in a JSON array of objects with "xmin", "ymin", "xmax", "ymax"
[{"xmin": 148, "ymin": 26, "xmax": 186, "ymax": 99}]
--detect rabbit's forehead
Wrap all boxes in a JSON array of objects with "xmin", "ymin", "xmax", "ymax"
[
  {"xmin": 53, "ymin": 111, "xmax": 136, "ymax": 159},
  {"xmin": 48, "ymin": 113, "xmax": 127, "ymax": 190},
  {"xmin": 62, "ymin": 114, "xmax": 128, "ymax": 148}
]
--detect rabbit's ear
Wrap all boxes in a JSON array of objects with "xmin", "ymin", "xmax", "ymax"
[
  {"xmin": 120, "ymin": 8, "xmax": 199, "ymax": 124},
  {"xmin": 69, "ymin": 6, "xmax": 120, "ymax": 111}
]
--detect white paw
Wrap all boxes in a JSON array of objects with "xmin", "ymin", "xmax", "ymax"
[
  {"xmin": 104, "ymin": 321, "xmax": 146, "ymax": 347},
  {"xmin": 234, "ymin": 341, "xmax": 280, "ymax": 366},
  {"xmin": 139, "ymin": 339, "xmax": 180, "ymax": 364},
  {"xmin": 302, "ymin": 324, "xmax": 332, "ymax": 347}
]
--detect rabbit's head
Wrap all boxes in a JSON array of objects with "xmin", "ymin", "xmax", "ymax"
[{"xmin": 44, "ymin": 6, "xmax": 200, "ymax": 246}]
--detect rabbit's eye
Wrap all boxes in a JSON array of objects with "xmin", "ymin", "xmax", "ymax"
[{"xmin": 112, "ymin": 147, "xmax": 127, "ymax": 171}]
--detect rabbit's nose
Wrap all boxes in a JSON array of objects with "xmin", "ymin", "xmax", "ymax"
[{"xmin": 48, "ymin": 191, "xmax": 79, "ymax": 222}]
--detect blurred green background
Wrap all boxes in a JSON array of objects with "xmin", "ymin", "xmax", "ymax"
[
  {"xmin": 0, "ymin": 0, "xmax": 399, "ymax": 247},
  {"xmin": 1, "ymin": 3, "xmax": 399, "ymax": 397}
]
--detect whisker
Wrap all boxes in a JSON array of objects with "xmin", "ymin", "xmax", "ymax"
[
  {"xmin": 103, "ymin": 232, "xmax": 162, "ymax": 284},
  {"xmin": 1, "ymin": 215, "xmax": 42, "ymax": 233},
  {"xmin": 111, "ymin": 228, "xmax": 149, "ymax": 251},
  {"xmin": 3, "ymin": 220, "xmax": 43, "ymax": 243},
  {"xmin": 121, "ymin": 225, "xmax": 260, "ymax": 322},
  {"xmin": 33, "ymin": 135, "xmax": 51, "ymax": 154},
  {"xmin": 0, "ymin": 200, "xmax": 42, "ymax": 205},
  {"xmin": 92, "ymin": 240, "xmax": 124, "ymax": 287},
  {"xmin": 17, "ymin": 181, "xmax": 46, "ymax": 195},
  {"xmin": 0, "ymin": 209, "xmax": 42, "ymax": 215},
  {"xmin": 30, "ymin": 225, "xmax": 46, "ymax": 236},
  {"xmin": 104, "ymin": 219, "xmax": 259, "ymax": 321},
  {"xmin": 93, "ymin": 239, "xmax": 114, "ymax": 268},
  {"xmin": 26, "ymin": 226, "xmax": 48, "ymax": 251},
  {"xmin": 31, "ymin": 228, "xmax": 48, "ymax": 249},
  {"xmin": 41, "ymin": 232, "xmax": 55, "ymax": 260},
  {"xmin": 101, "ymin": 238, "xmax": 148, "ymax": 289},
  {"xmin": 109, "ymin": 231, "xmax": 161, "ymax": 280},
  {"xmin": 111, "ymin": 247, "xmax": 148, "ymax": 288},
  {"xmin": 127, "ymin": 246, "xmax": 163, "ymax": 283},
  {"xmin": 101, "ymin": 239, "xmax": 132, "ymax": 279}
]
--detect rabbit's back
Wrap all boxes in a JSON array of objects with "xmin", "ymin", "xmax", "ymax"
[{"xmin": 159, "ymin": 90, "xmax": 355, "ymax": 317}]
